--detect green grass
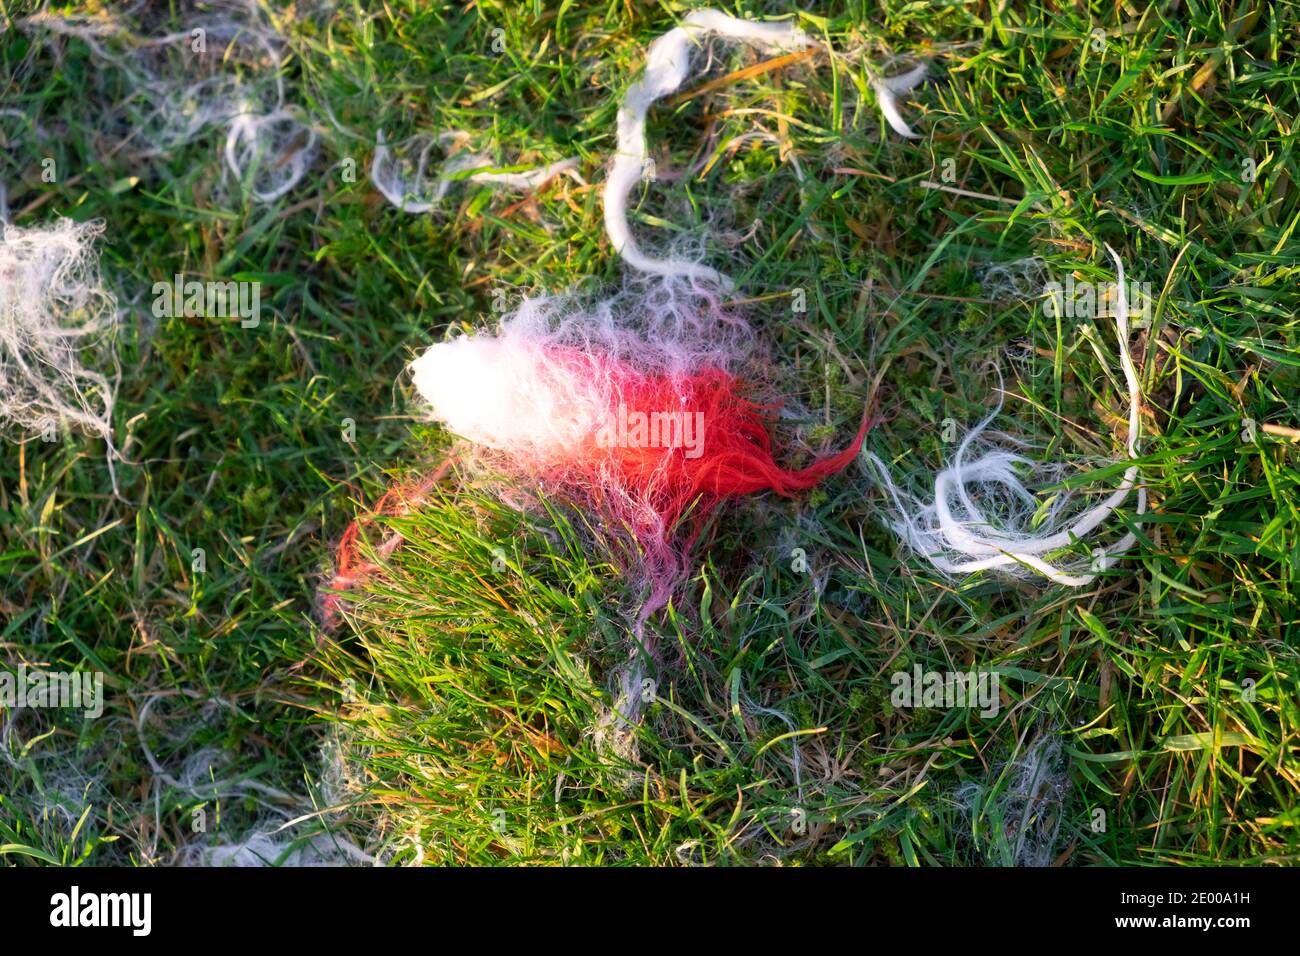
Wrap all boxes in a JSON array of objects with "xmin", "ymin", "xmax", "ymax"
[{"xmin": 1, "ymin": 0, "xmax": 1298, "ymax": 866}]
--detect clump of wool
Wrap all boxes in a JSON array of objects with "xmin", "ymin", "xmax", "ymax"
[
  {"xmin": 0, "ymin": 217, "xmax": 119, "ymax": 458},
  {"xmin": 864, "ymin": 246, "xmax": 1146, "ymax": 586},
  {"xmin": 22, "ymin": 2, "xmax": 318, "ymax": 204},
  {"xmin": 409, "ymin": 273, "xmax": 870, "ymax": 621}
]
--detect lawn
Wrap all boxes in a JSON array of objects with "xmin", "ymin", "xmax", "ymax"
[{"xmin": 1, "ymin": 0, "xmax": 1297, "ymax": 866}]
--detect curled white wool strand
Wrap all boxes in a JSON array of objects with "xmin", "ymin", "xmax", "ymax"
[
  {"xmin": 605, "ymin": 10, "xmax": 813, "ymax": 287},
  {"xmin": 371, "ymin": 130, "xmax": 582, "ymax": 214},
  {"xmin": 605, "ymin": 10, "xmax": 925, "ymax": 285},
  {"xmin": 865, "ymin": 246, "xmax": 1146, "ymax": 586},
  {"xmin": 0, "ymin": 218, "xmax": 118, "ymax": 448},
  {"xmin": 225, "ymin": 104, "xmax": 321, "ymax": 202}
]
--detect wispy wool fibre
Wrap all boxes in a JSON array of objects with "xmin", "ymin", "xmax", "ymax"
[
  {"xmin": 865, "ymin": 246, "xmax": 1147, "ymax": 586},
  {"xmin": 409, "ymin": 276, "xmax": 870, "ymax": 621},
  {"xmin": 370, "ymin": 129, "xmax": 583, "ymax": 214},
  {"xmin": 0, "ymin": 217, "xmax": 119, "ymax": 458},
  {"xmin": 22, "ymin": 2, "xmax": 318, "ymax": 204}
]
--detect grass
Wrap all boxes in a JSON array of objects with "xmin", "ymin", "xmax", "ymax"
[{"xmin": 1, "ymin": 0, "xmax": 1298, "ymax": 866}]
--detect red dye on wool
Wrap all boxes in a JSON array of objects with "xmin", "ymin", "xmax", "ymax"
[{"xmin": 325, "ymin": 345, "xmax": 869, "ymax": 625}]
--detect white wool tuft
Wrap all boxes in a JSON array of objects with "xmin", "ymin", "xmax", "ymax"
[
  {"xmin": 23, "ymin": 3, "xmax": 316, "ymax": 204},
  {"xmin": 225, "ymin": 103, "xmax": 321, "ymax": 202},
  {"xmin": 865, "ymin": 246, "xmax": 1146, "ymax": 586},
  {"xmin": 370, "ymin": 130, "xmax": 582, "ymax": 214},
  {"xmin": 0, "ymin": 217, "xmax": 119, "ymax": 452},
  {"xmin": 872, "ymin": 62, "xmax": 927, "ymax": 139},
  {"xmin": 410, "ymin": 271, "xmax": 751, "ymax": 459},
  {"xmin": 175, "ymin": 822, "xmax": 373, "ymax": 867},
  {"xmin": 411, "ymin": 334, "xmax": 601, "ymax": 458}
]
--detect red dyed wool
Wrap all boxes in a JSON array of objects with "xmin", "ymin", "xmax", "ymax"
[
  {"xmin": 326, "ymin": 345, "xmax": 868, "ymax": 626},
  {"xmin": 548, "ymin": 349, "xmax": 871, "ymax": 619}
]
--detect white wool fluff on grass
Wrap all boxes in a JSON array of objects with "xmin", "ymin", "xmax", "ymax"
[
  {"xmin": 981, "ymin": 255, "xmax": 1050, "ymax": 303},
  {"xmin": 371, "ymin": 130, "xmax": 583, "ymax": 214},
  {"xmin": 605, "ymin": 9, "xmax": 925, "ymax": 286},
  {"xmin": 865, "ymin": 246, "xmax": 1146, "ymax": 587},
  {"xmin": 1, "ymin": 702, "xmax": 118, "ymax": 845},
  {"xmin": 998, "ymin": 731, "xmax": 1068, "ymax": 867},
  {"xmin": 23, "ymin": 4, "xmax": 318, "ymax": 205},
  {"xmin": 135, "ymin": 696, "xmax": 374, "ymax": 867},
  {"xmin": 0, "ymin": 217, "xmax": 119, "ymax": 452},
  {"xmin": 871, "ymin": 62, "xmax": 928, "ymax": 140},
  {"xmin": 956, "ymin": 727, "xmax": 1068, "ymax": 867},
  {"xmin": 176, "ymin": 824, "xmax": 373, "ymax": 867},
  {"xmin": 225, "ymin": 103, "xmax": 321, "ymax": 203}
]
